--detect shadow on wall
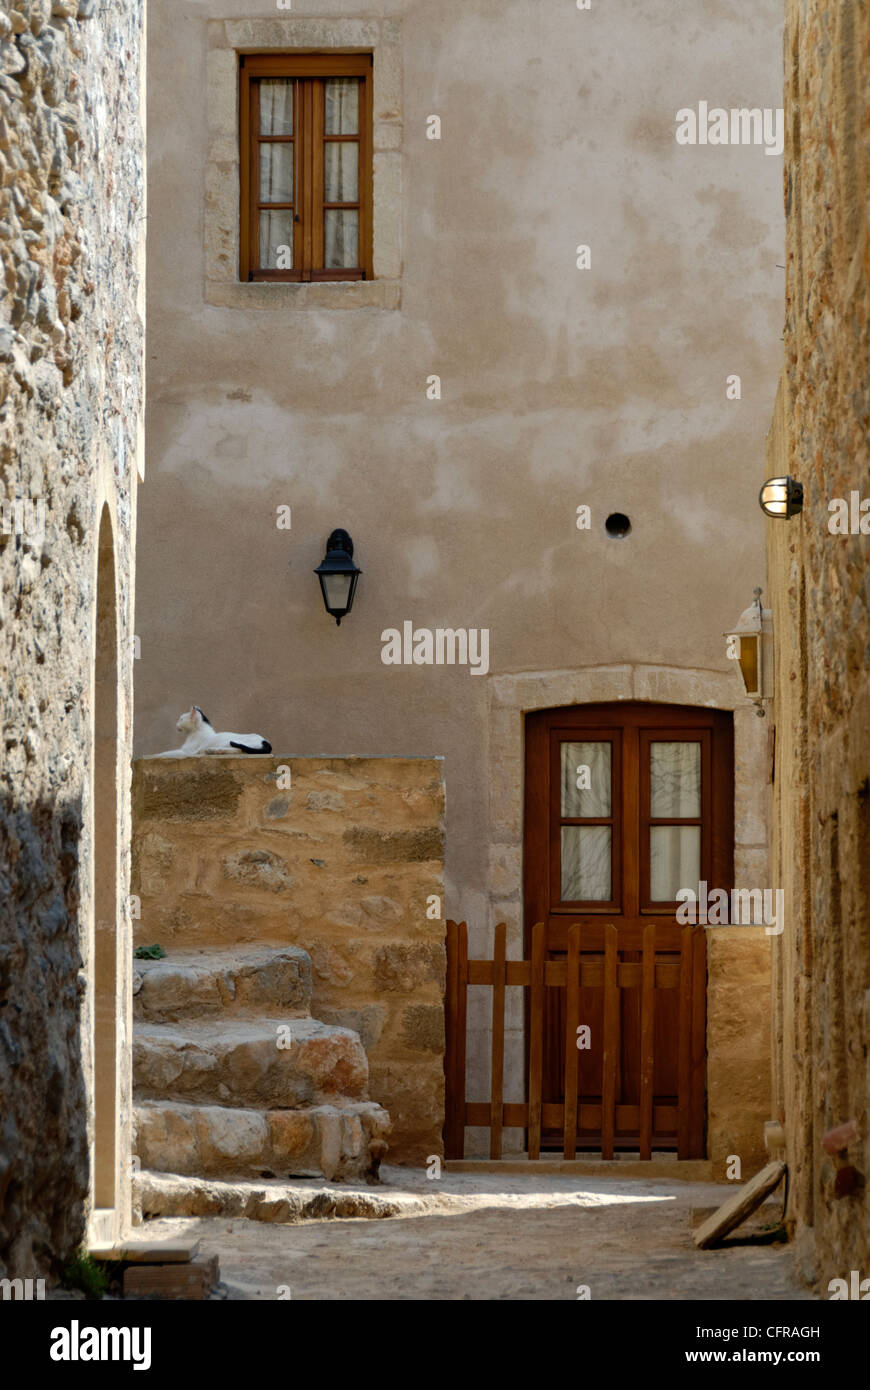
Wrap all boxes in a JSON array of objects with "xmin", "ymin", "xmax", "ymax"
[{"xmin": 0, "ymin": 793, "xmax": 89, "ymax": 1281}]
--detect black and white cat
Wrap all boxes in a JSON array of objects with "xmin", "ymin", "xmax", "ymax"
[{"xmin": 154, "ymin": 706, "xmax": 272, "ymax": 757}]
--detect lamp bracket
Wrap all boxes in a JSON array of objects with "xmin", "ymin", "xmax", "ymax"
[{"xmin": 326, "ymin": 528, "xmax": 354, "ymax": 557}]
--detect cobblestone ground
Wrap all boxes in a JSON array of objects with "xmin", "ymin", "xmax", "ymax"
[{"xmin": 141, "ymin": 1168, "xmax": 816, "ymax": 1301}]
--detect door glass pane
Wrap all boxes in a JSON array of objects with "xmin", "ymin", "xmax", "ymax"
[
  {"xmin": 650, "ymin": 742, "xmax": 701, "ymax": 817},
  {"xmin": 324, "ymin": 142, "xmax": 358, "ymax": 202},
  {"xmin": 561, "ymin": 826, "xmax": 611, "ymax": 901},
  {"xmin": 259, "ymin": 211, "xmax": 294, "ymax": 269},
  {"xmin": 324, "ymin": 209, "xmax": 359, "ymax": 268},
  {"xmin": 259, "ymin": 143, "xmax": 293, "ymax": 202},
  {"xmin": 650, "ymin": 826, "xmax": 700, "ymax": 901},
  {"xmin": 260, "ymin": 80, "xmax": 294, "ymax": 136},
  {"xmin": 324, "ymin": 79, "xmax": 359, "ymax": 134},
  {"xmin": 560, "ymin": 742, "xmax": 611, "ymax": 817}
]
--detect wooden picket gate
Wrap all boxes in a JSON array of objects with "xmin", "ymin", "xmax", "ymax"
[{"xmin": 444, "ymin": 919, "xmax": 706, "ymax": 1160}]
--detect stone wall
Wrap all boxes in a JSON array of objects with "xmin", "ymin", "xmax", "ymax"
[
  {"xmin": 706, "ymin": 928, "xmax": 771, "ymax": 1174},
  {"xmin": 131, "ymin": 756, "xmax": 446, "ymax": 1163},
  {"xmin": 0, "ymin": 0, "xmax": 144, "ymax": 1278},
  {"xmin": 767, "ymin": 1, "xmax": 870, "ymax": 1291}
]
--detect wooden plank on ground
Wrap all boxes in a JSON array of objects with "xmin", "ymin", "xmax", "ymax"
[
  {"xmin": 528, "ymin": 922, "xmax": 546, "ymax": 1160},
  {"xmin": 563, "ymin": 925, "xmax": 581, "ymax": 1159},
  {"xmin": 693, "ymin": 1162, "xmax": 786, "ymax": 1248},
  {"xmin": 490, "ymin": 922, "xmax": 506, "ymax": 1159}
]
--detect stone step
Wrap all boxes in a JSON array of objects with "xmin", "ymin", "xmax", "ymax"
[
  {"xmin": 133, "ymin": 1171, "xmax": 421, "ymax": 1224},
  {"xmin": 133, "ymin": 946, "xmax": 312, "ymax": 1023},
  {"xmin": 134, "ymin": 1017, "xmax": 369, "ymax": 1109},
  {"xmin": 133, "ymin": 1098, "xmax": 391, "ymax": 1183}
]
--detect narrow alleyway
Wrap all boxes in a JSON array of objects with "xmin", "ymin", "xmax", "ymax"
[{"xmin": 140, "ymin": 1169, "xmax": 814, "ymax": 1301}]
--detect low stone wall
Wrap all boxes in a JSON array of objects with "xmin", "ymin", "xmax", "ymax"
[
  {"xmin": 131, "ymin": 756, "xmax": 445, "ymax": 1164},
  {"xmin": 707, "ymin": 928, "xmax": 771, "ymax": 1174}
]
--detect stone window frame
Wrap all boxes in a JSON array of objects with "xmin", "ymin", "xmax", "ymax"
[{"xmin": 205, "ymin": 17, "xmax": 401, "ymax": 311}]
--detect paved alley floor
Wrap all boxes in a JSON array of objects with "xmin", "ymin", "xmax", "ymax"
[{"xmin": 139, "ymin": 1167, "xmax": 816, "ymax": 1300}]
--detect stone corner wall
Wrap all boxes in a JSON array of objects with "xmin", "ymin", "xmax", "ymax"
[
  {"xmin": 131, "ymin": 756, "xmax": 446, "ymax": 1164},
  {"xmin": 0, "ymin": 0, "xmax": 144, "ymax": 1279},
  {"xmin": 768, "ymin": 0, "xmax": 870, "ymax": 1290}
]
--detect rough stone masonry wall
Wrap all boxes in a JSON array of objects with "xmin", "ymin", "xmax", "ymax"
[
  {"xmin": 132, "ymin": 757, "xmax": 445, "ymax": 1164},
  {"xmin": 0, "ymin": 0, "xmax": 143, "ymax": 1278},
  {"xmin": 767, "ymin": 0, "xmax": 870, "ymax": 1291}
]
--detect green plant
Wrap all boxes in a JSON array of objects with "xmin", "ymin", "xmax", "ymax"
[
  {"xmin": 61, "ymin": 1250, "xmax": 110, "ymax": 1299},
  {"xmin": 134, "ymin": 944, "xmax": 166, "ymax": 960}
]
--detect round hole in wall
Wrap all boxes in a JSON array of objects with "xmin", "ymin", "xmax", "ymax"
[{"xmin": 605, "ymin": 512, "xmax": 632, "ymax": 539}]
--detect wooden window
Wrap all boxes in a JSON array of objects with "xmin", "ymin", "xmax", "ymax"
[
  {"xmin": 239, "ymin": 54, "xmax": 373, "ymax": 283},
  {"xmin": 550, "ymin": 730, "xmax": 622, "ymax": 911},
  {"xmin": 640, "ymin": 729, "xmax": 712, "ymax": 910}
]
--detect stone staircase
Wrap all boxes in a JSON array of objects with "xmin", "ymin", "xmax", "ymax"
[{"xmin": 132, "ymin": 946, "xmax": 391, "ymax": 1189}]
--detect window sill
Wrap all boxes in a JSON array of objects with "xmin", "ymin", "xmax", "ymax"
[{"xmin": 205, "ymin": 278, "xmax": 401, "ymax": 311}]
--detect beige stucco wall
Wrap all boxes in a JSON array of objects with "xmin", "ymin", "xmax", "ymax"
[
  {"xmin": 137, "ymin": 1, "xmax": 785, "ymax": 1160},
  {"xmin": 132, "ymin": 756, "xmax": 445, "ymax": 1163}
]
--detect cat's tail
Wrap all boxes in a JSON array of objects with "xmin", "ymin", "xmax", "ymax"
[{"xmin": 230, "ymin": 738, "xmax": 272, "ymax": 754}]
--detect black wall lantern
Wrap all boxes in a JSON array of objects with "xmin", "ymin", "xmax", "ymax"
[
  {"xmin": 314, "ymin": 528, "xmax": 361, "ymax": 625},
  {"xmin": 759, "ymin": 475, "xmax": 803, "ymax": 520}
]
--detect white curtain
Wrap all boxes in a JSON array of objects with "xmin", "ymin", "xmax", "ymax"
[
  {"xmin": 260, "ymin": 80, "xmax": 293, "ymax": 136},
  {"xmin": 650, "ymin": 826, "xmax": 701, "ymax": 902},
  {"xmin": 650, "ymin": 741, "xmax": 700, "ymax": 817},
  {"xmin": 561, "ymin": 826, "xmax": 611, "ymax": 901},
  {"xmin": 325, "ymin": 79, "xmax": 358, "ymax": 134},
  {"xmin": 259, "ymin": 211, "xmax": 293, "ymax": 269},
  {"xmin": 560, "ymin": 740, "xmax": 611, "ymax": 817},
  {"xmin": 325, "ymin": 210, "xmax": 359, "ymax": 269},
  {"xmin": 325, "ymin": 142, "xmax": 358, "ymax": 202},
  {"xmin": 559, "ymin": 741, "xmax": 612, "ymax": 901},
  {"xmin": 324, "ymin": 80, "xmax": 360, "ymax": 269},
  {"xmin": 259, "ymin": 143, "xmax": 293, "ymax": 203},
  {"xmin": 649, "ymin": 743, "xmax": 701, "ymax": 900}
]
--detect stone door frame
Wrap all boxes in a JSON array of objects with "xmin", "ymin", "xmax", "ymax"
[{"xmin": 471, "ymin": 664, "xmax": 771, "ymax": 1166}]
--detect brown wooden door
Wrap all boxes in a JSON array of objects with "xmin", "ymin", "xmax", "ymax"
[{"xmin": 523, "ymin": 703, "xmax": 733, "ymax": 1155}]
